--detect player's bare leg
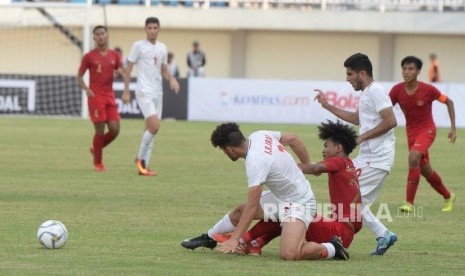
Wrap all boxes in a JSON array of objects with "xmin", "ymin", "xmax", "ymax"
[{"xmin": 280, "ymin": 218, "xmax": 348, "ymax": 260}]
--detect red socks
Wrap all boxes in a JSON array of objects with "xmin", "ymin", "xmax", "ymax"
[
  {"xmin": 407, "ymin": 168, "xmax": 451, "ymax": 203},
  {"xmin": 427, "ymin": 171, "xmax": 451, "ymax": 199},
  {"xmin": 92, "ymin": 134, "xmax": 104, "ymax": 165},
  {"xmin": 406, "ymin": 167, "xmax": 420, "ymax": 204},
  {"xmin": 103, "ymin": 132, "xmax": 117, "ymax": 147},
  {"xmin": 242, "ymin": 220, "xmax": 281, "ymax": 247},
  {"xmin": 93, "ymin": 132, "xmax": 117, "ymax": 165}
]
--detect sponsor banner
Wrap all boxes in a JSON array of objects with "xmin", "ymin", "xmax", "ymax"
[
  {"xmin": 0, "ymin": 75, "xmax": 188, "ymax": 120},
  {"xmin": 188, "ymin": 78, "xmax": 355, "ymax": 125},
  {"xmin": 188, "ymin": 78, "xmax": 465, "ymax": 128},
  {"xmin": 0, "ymin": 74, "xmax": 80, "ymax": 115}
]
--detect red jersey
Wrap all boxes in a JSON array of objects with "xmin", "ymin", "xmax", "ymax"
[
  {"xmin": 78, "ymin": 49, "xmax": 121, "ymax": 96},
  {"xmin": 389, "ymin": 82, "xmax": 441, "ymax": 132},
  {"xmin": 324, "ymin": 156, "xmax": 362, "ymax": 232}
]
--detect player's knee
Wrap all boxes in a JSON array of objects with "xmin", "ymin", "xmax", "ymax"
[
  {"xmin": 147, "ymin": 125, "xmax": 159, "ymax": 135},
  {"xmin": 280, "ymin": 249, "xmax": 300, "ymax": 261},
  {"xmin": 408, "ymin": 151, "xmax": 421, "ymax": 166}
]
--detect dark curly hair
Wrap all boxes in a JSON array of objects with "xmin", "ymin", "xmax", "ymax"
[
  {"xmin": 318, "ymin": 120, "xmax": 358, "ymax": 155},
  {"xmin": 211, "ymin": 122, "xmax": 245, "ymax": 148}
]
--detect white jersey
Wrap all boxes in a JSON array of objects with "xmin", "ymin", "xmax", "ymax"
[
  {"xmin": 127, "ymin": 39, "xmax": 168, "ymax": 97},
  {"xmin": 245, "ymin": 131, "xmax": 314, "ymax": 205},
  {"xmin": 357, "ymin": 82, "xmax": 395, "ymax": 172}
]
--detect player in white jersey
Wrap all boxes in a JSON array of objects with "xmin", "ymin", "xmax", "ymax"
[
  {"xmin": 122, "ymin": 17, "xmax": 180, "ymax": 176},
  {"xmin": 181, "ymin": 122, "xmax": 350, "ymax": 260},
  {"xmin": 314, "ymin": 53, "xmax": 398, "ymax": 256}
]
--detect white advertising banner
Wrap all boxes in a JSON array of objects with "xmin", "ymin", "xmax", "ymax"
[{"xmin": 188, "ymin": 78, "xmax": 465, "ymax": 128}]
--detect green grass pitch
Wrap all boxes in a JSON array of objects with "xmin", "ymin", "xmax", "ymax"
[{"xmin": 0, "ymin": 117, "xmax": 464, "ymax": 275}]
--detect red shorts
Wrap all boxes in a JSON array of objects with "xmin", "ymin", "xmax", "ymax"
[
  {"xmin": 407, "ymin": 128, "xmax": 436, "ymax": 166},
  {"xmin": 88, "ymin": 95, "xmax": 120, "ymax": 123},
  {"xmin": 306, "ymin": 215, "xmax": 355, "ymax": 248}
]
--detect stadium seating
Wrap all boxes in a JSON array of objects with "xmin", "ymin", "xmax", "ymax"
[{"xmin": 9, "ymin": 0, "xmax": 465, "ymax": 11}]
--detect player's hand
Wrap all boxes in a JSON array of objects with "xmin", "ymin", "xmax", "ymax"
[
  {"xmin": 170, "ymin": 78, "xmax": 180, "ymax": 94},
  {"xmin": 314, "ymin": 89, "xmax": 329, "ymax": 108},
  {"xmin": 86, "ymin": 89, "xmax": 95, "ymax": 98},
  {"xmin": 217, "ymin": 237, "xmax": 239, "ymax": 254},
  {"xmin": 448, "ymin": 128, "xmax": 457, "ymax": 144},
  {"xmin": 122, "ymin": 90, "xmax": 131, "ymax": 104}
]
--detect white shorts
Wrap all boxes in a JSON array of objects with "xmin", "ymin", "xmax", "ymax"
[
  {"xmin": 259, "ymin": 190, "xmax": 316, "ymax": 228},
  {"xmin": 135, "ymin": 93, "xmax": 163, "ymax": 119},
  {"xmin": 353, "ymin": 158, "xmax": 389, "ymax": 203}
]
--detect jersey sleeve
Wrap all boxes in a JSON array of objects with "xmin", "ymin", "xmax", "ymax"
[
  {"xmin": 127, "ymin": 42, "xmax": 139, "ymax": 63},
  {"xmin": 429, "ymin": 84, "xmax": 443, "ymax": 102},
  {"xmin": 162, "ymin": 46, "xmax": 168, "ymax": 66},
  {"xmin": 389, "ymin": 85, "xmax": 398, "ymax": 105},
  {"xmin": 246, "ymin": 156, "xmax": 268, "ymax": 188},
  {"xmin": 267, "ymin": 131, "xmax": 282, "ymax": 141},
  {"xmin": 113, "ymin": 51, "xmax": 122, "ymax": 70},
  {"xmin": 78, "ymin": 53, "xmax": 90, "ymax": 76},
  {"xmin": 372, "ymin": 86, "xmax": 393, "ymax": 113},
  {"xmin": 323, "ymin": 157, "xmax": 344, "ymax": 173}
]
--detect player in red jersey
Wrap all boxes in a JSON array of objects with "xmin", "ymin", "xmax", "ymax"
[
  {"xmin": 77, "ymin": 26, "xmax": 123, "ymax": 172},
  {"xmin": 233, "ymin": 120, "xmax": 361, "ymax": 254},
  {"xmin": 182, "ymin": 120, "xmax": 361, "ymax": 258},
  {"xmin": 389, "ymin": 56, "xmax": 456, "ymax": 212}
]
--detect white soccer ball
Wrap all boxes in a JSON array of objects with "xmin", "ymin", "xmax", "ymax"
[{"xmin": 37, "ymin": 220, "xmax": 68, "ymax": 249}]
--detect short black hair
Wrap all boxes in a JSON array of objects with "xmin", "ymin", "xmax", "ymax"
[
  {"xmin": 145, "ymin": 17, "xmax": 160, "ymax": 27},
  {"xmin": 318, "ymin": 120, "xmax": 358, "ymax": 155},
  {"xmin": 344, "ymin": 53, "xmax": 373, "ymax": 77},
  {"xmin": 211, "ymin": 122, "xmax": 245, "ymax": 148},
  {"xmin": 92, "ymin": 25, "xmax": 107, "ymax": 34},
  {"xmin": 401, "ymin": 56, "xmax": 423, "ymax": 70}
]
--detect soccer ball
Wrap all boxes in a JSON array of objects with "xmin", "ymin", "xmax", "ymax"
[{"xmin": 37, "ymin": 220, "xmax": 68, "ymax": 249}]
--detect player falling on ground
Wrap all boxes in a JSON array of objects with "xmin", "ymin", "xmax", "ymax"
[
  {"xmin": 389, "ymin": 56, "xmax": 456, "ymax": 213},
  {"xmin": 122, "ymin": 17, "xmax": 180, "ymax": 176},
  {"xmin": 182, "ymin": 122, "xmax": 349, "ymax": 260},
  {"xmin": 314, "ymin": 53, "xmax": 398, "ymax": 256},
  {"xmin": 182, "ymin": 120, "xmax": 361, "ymax": 256},
  {"xmin": 77, "ymin": 25, "xmax": 123, "ymax": 172}
]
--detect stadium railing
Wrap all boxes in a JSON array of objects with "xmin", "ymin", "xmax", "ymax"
[{"xmin": 8, "ymin": 0, "xmax": 465, "ymax": 12}]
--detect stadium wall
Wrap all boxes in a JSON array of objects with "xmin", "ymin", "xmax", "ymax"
[{"xmin": 1, "ymin": 5, "xmax": 465, "ymax": 82}]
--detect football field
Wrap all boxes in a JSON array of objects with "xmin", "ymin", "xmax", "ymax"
[{"xmin": 0, "ymin": 117, "xmax": 464, "ymax": 275}]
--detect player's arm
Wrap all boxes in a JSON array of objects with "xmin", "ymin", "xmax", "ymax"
[
  {"xmin": 357, "ymin": 106, "xmax": 397, "ymax": 144},
  {"xmin": 201, "ymin": 54, "xmax": 206, "ymax": 66},
  {"xmin": 161, "ymin": 64, "xmax": 180, "ymax": 94},
  {"xmin": 300, "ymin": 162, "xmax": 327, "ymax": 175},
  {"xmin": 280, "ymin": 133, "xmax": 310, "ymax": 164},
  {"xmin": 187, "ymin": 55, "xmax": 192, "ymax": 69},
  {"xmin": 440, "ymin": 95, "xmax": 457, "ymax": 143},
  {"xmin": 77, "ymin": 58, "xmax": 94, "ymax": 98},
  {"xmin": 217, "ymin": 185, "xmax": 263, "ymax": 253},
  {"xmin": 122, "ymin": 62, "xmax": 134, "ymax": 104},
  {"xmin": 314, "ymin": 89, "xmax": 360, "ymax": 125}
]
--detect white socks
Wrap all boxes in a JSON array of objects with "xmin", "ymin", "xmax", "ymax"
[
  {"xmin": 362, "ymin": 203, "xmax": 388, "ymax": 238},
  {"xmin": 207, "ymin": 213, "xmax": 236, "ymax": 238},
  {"xmin": 143, "ymin": 138, "xmax": 154, "ymax": 167},
  {"xmin": 322, "ymin": 243, "xmax": 336, "ymax": 259},
  {"xmin": 137, "ymin": 130, "xmax": 155, "ymax": 162}
]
